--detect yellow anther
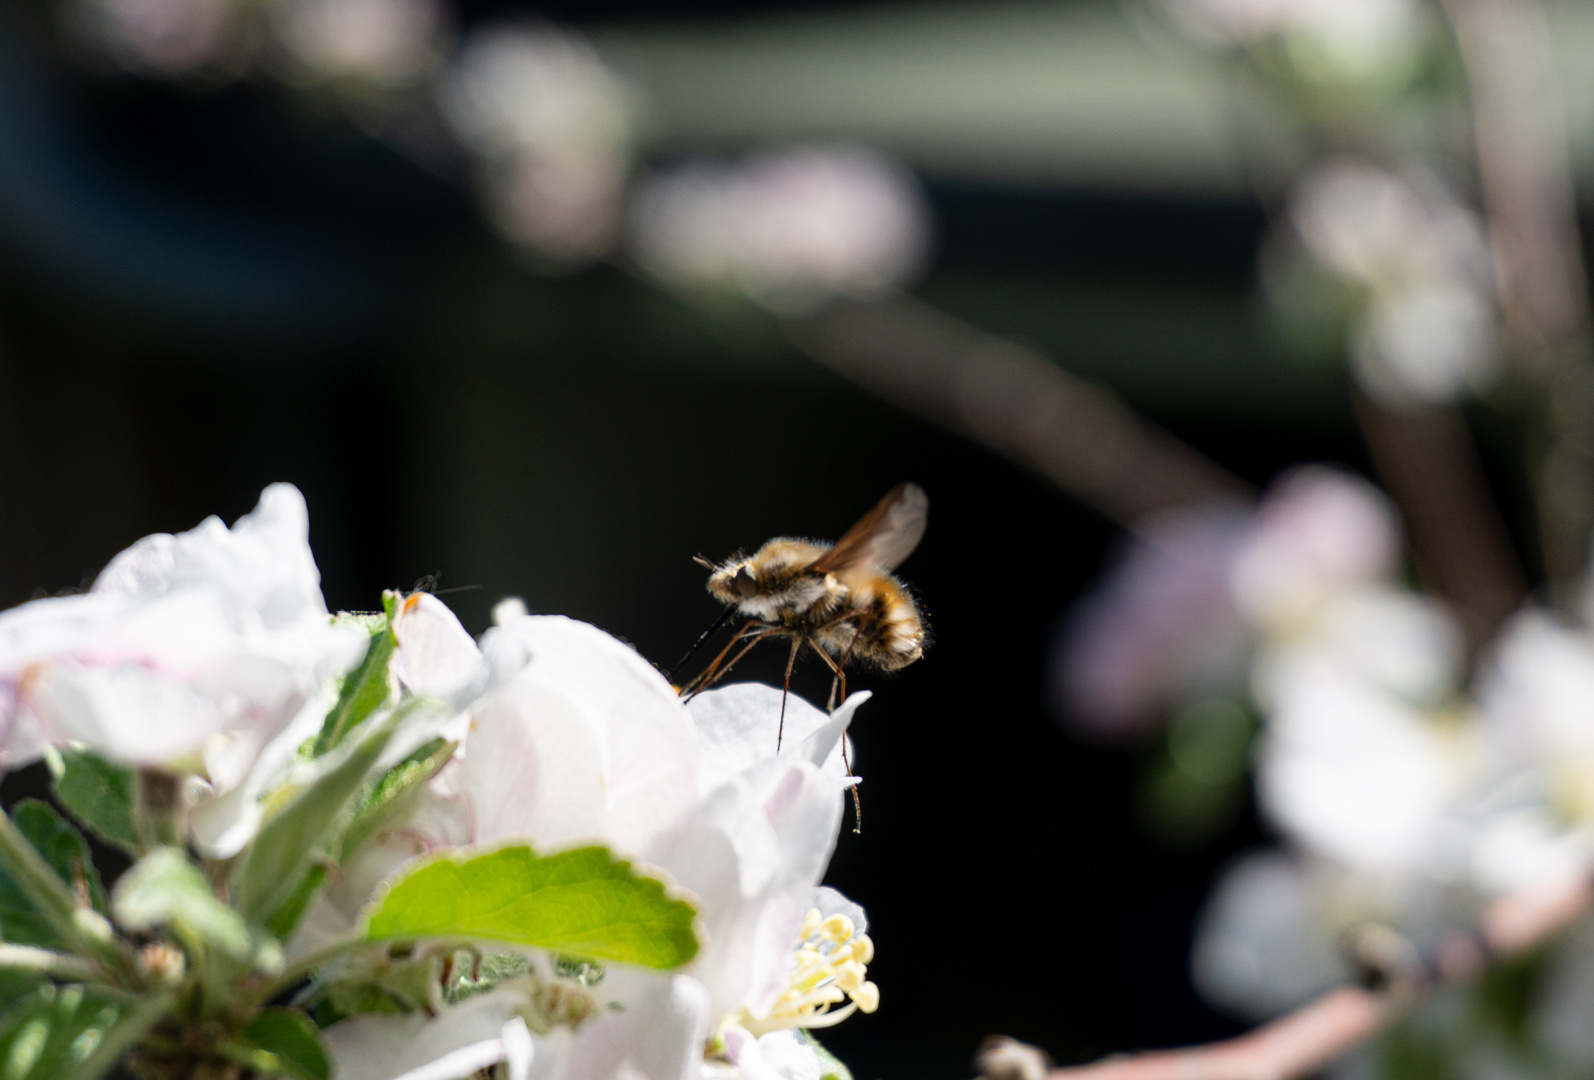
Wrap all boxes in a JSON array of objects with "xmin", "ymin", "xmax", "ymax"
[
  {"xmin": 725, "ymin": 904, "xmax": 878, "ymax": 1039},
  {"xmin": 833, "ymin": 961, "xmax": 866, "ymax": 992},
  {"xmin": 820, "ymin": 915, "xmax": 854, "ymax": 943}
]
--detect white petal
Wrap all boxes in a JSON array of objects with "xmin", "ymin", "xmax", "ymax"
[
  {"xmin": 393, "ymin": 593, "xmax": 483, "ymax": 703},
  {"xmin": 647, "ymin": 759, "xmax": 844, "ymax": 1019},
  {"xmin": 94, "ymin": 483, "xmax": 328, "ymax": 631},
  {"xmin": 810, "ymin": 885, "xmax": 867, "ymax": 934},
  {"xmin": 1256, "ymin": 667, "xmax": 1459, "ymax": 870},
  {"xmin": 322, "ymin": 990, "xmax": 523, "ymax": 1080},
  {"xmin": 688, "ymin": 684, "xmax": 863, "ymax": 792},
  {"xmin": 467, "ymin": 615, "xmax": 698, "ymax": 853},
  {"xmin": 1231, "ymin": 467, "xmax": 1401, "ymax": 627},
  {"xmin": 30, "ymin": 663, "xmax": 222, "ymax": 766},
  {"xmin": 562, "ymin": 973, "xmax": 711, "ymax": 1080},
  {"xmin": 502, "ymin": 1017, "xmax": 535, "ymax": 1080},
  {"xmin": 1191, "ymin": 849, "xmax": 1351, "ymax": 1020}
]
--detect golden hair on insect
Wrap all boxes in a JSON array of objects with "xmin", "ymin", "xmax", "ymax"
[{"xmin": 675, "ymin": 483, "xmax": 930, "ymax": 767}]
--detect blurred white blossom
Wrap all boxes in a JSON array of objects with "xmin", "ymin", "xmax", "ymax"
[
  {"xmin": 65, "ymin": 0, "xmax": 235, "ymax": 75},
  {"xmin": 440, "ymin": 25, "xmax": 639, "ymax": 263},
  {"xmin": 1230, "ymin": 466, "xmax": 1402, "ymax": 629},
  {"xmin": 1053, "ymin": 503, "xmax": 1252, "ymax": 740},
  {"xmin": 1289, "ymin": 161, "xmax": 1500, "ymax": 408},
  {"xmin": 629, "ymin": 147, "xmax": 931, "ymax": 315},
  {"xmin": 1160, "ymin": 0, "xmax": 1425, "ymax": 86},
  {"xmin": 272, "ymin": 0, "xmax": 443, "ymax": 86},
  {"xmin": 1054, "ymin": 466, "xmax": 1402, "ymax": 738},
  {"xmin": 1192, "ymin": 849, "xmax": 1355, "ymax": 1019}
]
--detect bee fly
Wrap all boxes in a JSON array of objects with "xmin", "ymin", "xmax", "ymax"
[{"xmin": 669, "ymin": 483, "xmax": 929, "ymax": 752}]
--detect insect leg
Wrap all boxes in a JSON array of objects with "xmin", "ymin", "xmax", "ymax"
[
  {"xmin": 777, "ymin": 635, "xmax": 802, "ymax": 751},
  {"xmin": 830, "ymin": 625, "xmax": 863, "ymax": 709},
  {"xmin": 666, "ymin": 605, "xmax": 738, "ymax": 683},
  {"xmin": 805, "ymin": 638, "xmax": 862, "ymax": 833},
  {"xmin": 689, "ymin": 625, "xmax": 780, "ymax": 696},
  {"xmin": 806, "ymin": 639, "xmax": 846, "ymax": 712},
  {"xmin": 680, "ymin": 620, "xmax": 764, "ymax": 696}
]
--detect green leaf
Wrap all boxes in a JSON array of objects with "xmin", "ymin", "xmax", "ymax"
[
  {"xmin": 0, "ymin": 974, "xmax": 41, "ymax": 1020},
  {"xmin": 340, "ymin": 738, "xmax": 456, "ymax": 861},
  {"xmin": 0, "ymin": 874, "xmax": 62, "ymax": 951},
  {"xmin": 263, "ymin": 867, "xmax": 327, "ymax": 943},
  {"xmin": 10, "ymin": 804, "xmax": 105, "ymax": 916},
  {"xmin": 261, "ymin": 735, "xmax": 454, "ymax": 943},
  {"xmin": 0, "ymin": 816, "xmax": 118, "ymax": 976},
  {"xmin": 363, "ymin": 845, "xmax": 700, "ymax": 970},
  {"xmin": 310, "ymin": 983, "xmax": 408, "ymax": 1029},
  {"xmin": 234, "ymin": 710, "xmax": 402, "ymax": 927},
  {"xmin": 0, "ymin": 984, "xmax": 128, "ymax": 1080},
  {"xmin": 111, "ymin": 848, "xmax": 253, "ymax": 962},
  {"xmin": 45, "ymin": 751, "xmax": 138, "ymax": 857},
  {"xmin": 0, "ymin": 802, "xmax": 111, "ymax": 949},
  {"xmin": 313, "ymin": 607, "xmax": 397, "ymax": 757},
  {"xmin": 62, "ymin": 990, "xmax": 173, "ymax": 1080},
  {"xmin": 236, "ymin": 1008, "xmax": 330, "ymax": 1080}
]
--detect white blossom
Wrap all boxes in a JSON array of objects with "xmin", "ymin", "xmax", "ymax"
[
  {"xmin": 64, "ymin": 0, "xmax": 235, "ymax": 76},
  {"xmin": 1229, "ymin": 466, "xmax": 1402, "ymax": 631},
  {"xmin": 313, "ymin": 610, "xmax": 868, "ymax": 1080},
  {"xmin": 1289, "ymin": 161, "xmax": 1500, "ymax": 408},
  {"xmin": 629, "ymin": 148, "xmax": 931, "ymax": 315},
  {"xmin": 1053, "ymin": 502, "xmax": 1252, "ymax": 740},
  {"xmin": 1191, "ymin": 849, "xmax": 1355, "ymax": 1019},
  {"xmin": 440, "ymin": 26, "xmax": 638, "ymax": 263},
  {"xmin": 0, "ymin": 484, "xmax": 365, "ymax": 775},
  {"xmin": 1160, "ymin": 0, "xmax": 1425, "ymax": 85},
  {"xmin": 272, "ymin": 0, "xmax": 443, "ymax": 86}
]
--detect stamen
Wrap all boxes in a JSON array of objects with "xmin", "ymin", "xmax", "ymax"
[{"xmin": 729, "ymin": 906, "xmax": 880, "ymax": 1038}]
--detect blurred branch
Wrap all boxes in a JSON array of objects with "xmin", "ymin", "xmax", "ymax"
[
  {"xmin": 1352, "ymin": 396, "xmax": 1525, "ymax": 653},
  {"xmin": 980, "ymin": 874, "xmax": 1593, "ymax": 1080},
  {"xmin": 785, "ymin": 295, "xmax": 1251, "ymax": 529},
  {"xmin": 1442, "ymin": 0, "xmax": 1594, "ymax": 593}
]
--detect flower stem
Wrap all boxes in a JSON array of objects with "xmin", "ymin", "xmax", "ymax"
[{"xmin": 0, "ymin": 943, "xmax": 99, "ymax": 981}]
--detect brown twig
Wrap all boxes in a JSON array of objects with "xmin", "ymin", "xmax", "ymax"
[
  {"xmin": 1441, "ymin": 0, "xmax": 1594, "ymax": 595},
  {"xmin": 785, "ymin": 295, "xmax": 1251, "ymax": 530},
  {"xmin": 982, "ymin": 874, "xmax": 1593, "ymax": 1080},
  {"xmin": 1352, "ymin": 394, "xmax": 1526, "ymax": 654}
]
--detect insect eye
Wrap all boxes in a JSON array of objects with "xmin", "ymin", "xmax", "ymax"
[{"xmin": 734, "ymin": 566, "xmax": 759, "ymax": 598}]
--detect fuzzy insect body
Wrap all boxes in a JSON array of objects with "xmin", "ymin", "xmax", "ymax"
[{"xmin": 683, "ymin": 483, "xmax": 929, "ymax": 705}]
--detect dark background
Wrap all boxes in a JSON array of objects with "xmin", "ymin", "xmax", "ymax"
[{"xmin": 0, "ymin": 0, "xmax": 1423, "ymax": 1075}]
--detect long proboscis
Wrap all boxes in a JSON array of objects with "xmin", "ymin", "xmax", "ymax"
[{"xmin": 666, "ymin": 604, "xmax": 738, "ymax": 683}]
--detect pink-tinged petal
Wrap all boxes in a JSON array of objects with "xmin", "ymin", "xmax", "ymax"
[
  {"xmin": 29, "ymin": 662, "xmax": 222, "ymax": 765},
  {"xmin": 1053, "ymin": 502, "xmax": 1252, "ymax": 742},
  {"xmin": 719, "ymin": 1025, "xmax": 784, "ymax": 1080},
  {"xmin": 393, "ymin": 592, "xmax": 483, "ymax": 702},
  {"xmin": 1231, "ymin": 467, "xmax": 1401, "ymax": 627}
]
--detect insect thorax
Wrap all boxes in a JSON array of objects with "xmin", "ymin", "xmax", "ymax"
[{"xmin": 706, "ymin": 538, "xmax": 841, "ymax": 621}]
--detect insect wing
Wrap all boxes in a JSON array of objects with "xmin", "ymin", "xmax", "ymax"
[{"xmin": 811, "ymin": 483, "xmax": 928, "ymax": 578}]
